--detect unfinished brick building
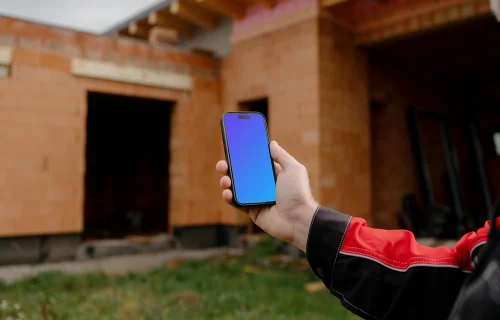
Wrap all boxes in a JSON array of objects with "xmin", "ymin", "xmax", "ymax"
[{"xmin": 1, "ymin": 0, "xmax": 499, "ymax": 263}]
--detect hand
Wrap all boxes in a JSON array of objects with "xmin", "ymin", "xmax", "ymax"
[{"xmin": 216, "ymin": 141, "xmax": 318, "ymax": 252}]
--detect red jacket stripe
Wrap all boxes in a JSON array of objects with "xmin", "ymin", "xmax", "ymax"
[{"xmin": 339, "ymin": 217, "xmax": 498, "ymax": 272}]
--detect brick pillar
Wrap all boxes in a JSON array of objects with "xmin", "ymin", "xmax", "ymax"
[
  {"xmin": 220, "ymin": 17, "xmax": 321, "ymax": 225},
  {"xmin": 221, "ymin": 4, "xmax": 371, "ymax": 225},
  {"xmin": 317, "ymin": 16, "xmax": 372, "ymax": 223}
]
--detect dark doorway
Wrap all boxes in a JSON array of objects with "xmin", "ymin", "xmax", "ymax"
[
  {"xmin": 240, "ymin": 98, "xmax": 269, "ymax": 120},
  {"xmin": 84, "ymin": 92, "xmax": 173, "ymax": 239},
  {"xmin": 239, "ymin": 98, "xmax": 269, "ymax": 234},
  {"xmin": 368, "ymin": 16, "xmax": 500, "ymax": 235}
]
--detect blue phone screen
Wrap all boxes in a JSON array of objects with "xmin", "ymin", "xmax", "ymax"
[{"xmin": 223, "ymin": 113, "xmax": 276, "ymax": 205}]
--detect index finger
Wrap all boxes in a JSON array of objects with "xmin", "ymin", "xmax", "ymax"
[{"xmin": 216, "ymin": 160, "xmax": 228, "ymax": 175}]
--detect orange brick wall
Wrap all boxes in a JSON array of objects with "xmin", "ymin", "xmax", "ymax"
[
  {"xmin": 176, "ymin": 77, "xmax": 224, "ymax": 227},
  {"xmin": 221, "ymin": 18, "xmax": 321, "ymax": 225},
  {"xmin": 318, "ymin": 17, "xmax": 371, "ymax": 222},
  {"xmin": 4, "ymin": 11, "xmax": 420, "ymax": 235},
  {"xmin": 0, "ymin": 17, "xmax": 222, "ymax": 237},
  {"xmin": 221, "ymin": 13, "xmax": 373, "ymax": 225}
]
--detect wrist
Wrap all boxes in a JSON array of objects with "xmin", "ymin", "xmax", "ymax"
[{"xmin": 291, "ymin": 201, "xmax": 319, "ymax": 253}]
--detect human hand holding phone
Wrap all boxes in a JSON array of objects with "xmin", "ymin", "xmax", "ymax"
[{"xmin": 216, "ymin": 140, "xmax": 318, "ymax": 253}]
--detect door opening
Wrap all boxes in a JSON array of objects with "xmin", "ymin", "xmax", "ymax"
[
  {"xmin": 368, "ymin": 16, "xmax": 500, "ymax": 236},
  {"xmin": 84, "ymin": 92, "xmax": 173, "ymax": 239},
  {"xmin": 240, "ymin": 98, "xmax": 269, "ymax": 119}
]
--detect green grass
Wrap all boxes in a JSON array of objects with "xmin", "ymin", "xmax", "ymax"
[{"xmin": 0, "ymin": 238, "xmax": 360, "ymax": 320}]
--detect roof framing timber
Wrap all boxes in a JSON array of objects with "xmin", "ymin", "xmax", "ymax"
[{"xmin": 170, "ymin": 0, "xmax": 218, "ymax": 29}]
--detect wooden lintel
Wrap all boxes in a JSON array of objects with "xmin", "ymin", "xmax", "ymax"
[
  {"xmin": 148, "ymin": 12, "xmax": 194, "ymax": 37},
  {"xmin": 170, "ymin": 0, "xmax": 218, "ymax": 29},
  {"xmin": 128, "ymin": 22, "xmax": 149, "ymax": 38},
  {"xmin": 71, "ymin": 58, "xmax": 192, "ymax": 91},
  {"xmin": 354, "ymin": 0, "xmax": 491, "ymax": 46},
  {"xmin": 355, "ymin": 0, "xmax": 489, "ymax": 33},
  {"xmin": 321, "ymin": 0, "xmax": 350, "ymax": 8},
  {"xmin": 0, "ymin": 46, "xmax": 13, "ymax": 66},
  {"xmin": 196, "ymin": 0, "xmax": 246, "ymax": 20},
  {"xmin": 251, "ymin": 0, "xmax": 277, "ymax": 8}
]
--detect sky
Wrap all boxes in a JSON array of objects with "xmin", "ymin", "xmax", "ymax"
[{"xmin": 0, "ymin": 0, "xmax": 168, "ymax": 34}]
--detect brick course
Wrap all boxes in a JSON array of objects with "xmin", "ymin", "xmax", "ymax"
[
  {"xmin": 221, "ymin": 14, "xmax": 373, "ymax": 225},
  {"xmin": 221, "ymin": 18, "xmax": 321, "ymax": 225},
  {"xmin": 0, "ymin": 17, "xmax": 221, "ymax": 237},
  {"xmin": 319, "ymin": 17, "xmax": 371, "ymax": 222}
]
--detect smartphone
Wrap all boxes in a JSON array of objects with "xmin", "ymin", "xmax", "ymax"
[{"xmin": 220, "ymin": 112, "xmax": 276, "ymax": 207}]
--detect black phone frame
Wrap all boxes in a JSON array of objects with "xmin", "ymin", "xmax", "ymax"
[{"xmin": 220, "ymin": 111, "xmax": 277, "ymax": 207}]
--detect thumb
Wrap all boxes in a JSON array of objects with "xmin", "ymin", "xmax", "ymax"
[{"xmin": 270, "ymin": 141, "xmax": 296, "ymax": 169}]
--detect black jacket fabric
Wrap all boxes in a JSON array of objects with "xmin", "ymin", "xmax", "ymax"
[{"xmin": 306, "ymin": 206, "xmax": 499, "ymax": 320}]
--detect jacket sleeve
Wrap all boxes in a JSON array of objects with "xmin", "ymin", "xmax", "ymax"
[{"xmin": 306, "ymin": 206, "xmax": 496, "ymax": 320}]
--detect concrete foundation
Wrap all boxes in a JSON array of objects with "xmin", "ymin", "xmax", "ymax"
[
  {"xmin": 0, "ymin": 236, "xmax": 42, "ymax": 265},
  {"xmin": 0, "ymin": 233, "xmax": 181, "ymax": 265},
  {"xmin": 42, "ymin": 234, "xmax": 82, "ymax": 262},
  {"xmin": 0, "ymin": 234, "xmax": 82, "ymax": 265},
  {"xmin": 75, "ymin": 234, "xmax": 177, "ymax": 260},
  {"xmin": 174, "ymin": 225, "xmax": 243, "ymax": 248}
]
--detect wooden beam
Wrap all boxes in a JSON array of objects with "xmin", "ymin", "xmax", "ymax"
[
  {"xmin": 71, "ymin": 58, "xmax": 193, "ymax": 91},
  {"xmin": 196, "ymin": 0, "xmax": 246, "ymax": 20},
  {"xmin": 251, "ymin": 0, "xmax": 276, "ymax": 8},
  {"xmin": 148, "ymin": 12, "xmax": 194, "ymax": 37},
  {"xmin": 128, "ymin": 22, "xmax": 149, "ymax": 38},
  {"xmin": 149, "ymin": 26, "xmax": 179, "ymax": 45},
  {"xmin": 170, "ymin": 0, "xmax": 217, "ymax": 29},
  {"xmin": 321, "ymin": 0, "xmax": 350, "ymax": 7},
  {"xmin": 190, "ymin": 47, "xmax": 216, "ymax": 57},
  {"xmin": 354, "ymin": 0, "xmax": 491, "ymax": 45}
]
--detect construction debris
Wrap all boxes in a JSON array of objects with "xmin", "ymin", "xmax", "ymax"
[{"xmin": 304, "ymin": 281, "xmax": 326, "ymax": 293}]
